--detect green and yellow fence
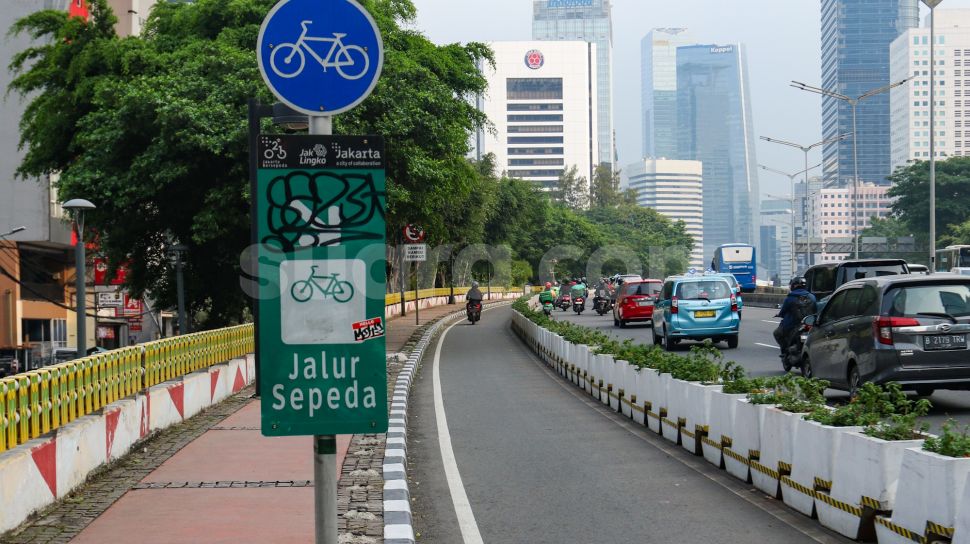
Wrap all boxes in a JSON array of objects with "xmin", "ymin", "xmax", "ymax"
[{"xmin": 0, "ymin": 324, "xmax": 253, "ymax": 454}]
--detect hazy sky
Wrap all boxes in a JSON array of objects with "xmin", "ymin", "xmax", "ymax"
[{"xmin": 409, "ymin": 0, "xmax": 970, "ymax": 199}]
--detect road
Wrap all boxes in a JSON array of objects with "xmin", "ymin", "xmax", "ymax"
[
  {"xmin": 556, "ymin": 304, "xmax": 970, "ymax": 433},
  {"xmin": 408, "ymin": 305, "xmax": 850, "ymax": 543}
]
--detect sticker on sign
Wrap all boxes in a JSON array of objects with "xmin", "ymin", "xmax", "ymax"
[
  {"xmin": 352, "ymin": 317, "xmax": 384, "ymax": 342},
  {"xmin": 404, "ymin": 243, "xmax": 427, "ymax": 262}
]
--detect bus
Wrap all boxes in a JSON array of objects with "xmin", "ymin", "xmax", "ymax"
[
  {"xmin": 711, "ymin": 244, "xmax": 757, "ymax": 292},
  {"xmin": 935, "ymin": 245, "xmax": 970, "ymax": 273}
]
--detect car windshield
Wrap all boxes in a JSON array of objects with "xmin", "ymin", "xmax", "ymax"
[
  {"xmin": 624, "ymin": 282, "xmax": 661, "ymax": 296},
  {"xmin": 841, "ymin": 264, "xmax": 907, "ymax": 281},
  {"xmin": 676, "ymin": 280, "xmax": 731, "ymax": 300},
  {"xmin": 886, "ymin": 283, "xmax": 970, "ymax": 318},
  {"xmin": 718, "ymin": 275, "xmax": 738, "ymax": 288}
]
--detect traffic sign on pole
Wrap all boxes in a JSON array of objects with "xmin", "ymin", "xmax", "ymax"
[
  {"xmin": 257, "ymin": 0, "xmax": 384, "ymax": 116},
  {"xmin": 404, "ymin": 244, "xmax": 427, "ymax": 262},
  {"xmin": 402, "ymin": 224, "xmax": 426, "ymax": 244},
  {"xmin": 256, "ymin": 134, "xmax": 388, "ymax": 436}
]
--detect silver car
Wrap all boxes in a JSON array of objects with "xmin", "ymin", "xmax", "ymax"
[{"xmin": 801, "ymin": 274, "xmax": 970, "ymax": 396}]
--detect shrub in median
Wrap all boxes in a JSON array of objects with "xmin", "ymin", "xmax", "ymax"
[
  {"xmin": 923, "ymin": 420, "xmax": 970, "ymax": 457},
  {"xmin": 748, "ymin": 375, "xmax": 828, "ymax": 414}
]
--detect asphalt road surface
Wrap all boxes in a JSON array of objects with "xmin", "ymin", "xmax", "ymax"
[
  {"xmin": 556, "ymin": 304, "xmax": 970, "ymax": 433},
  {"xmin": 407, "ymin": 305, "xmax": 852, "ymax": 543}
]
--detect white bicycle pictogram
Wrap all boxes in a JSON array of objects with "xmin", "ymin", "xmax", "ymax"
[{"xmin": 270, "ymin": 20, "xmax": 370, "ymax": 80}]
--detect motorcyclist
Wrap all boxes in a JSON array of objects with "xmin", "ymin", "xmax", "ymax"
[
  {"xmin": 539, "ymin": 282, "xmax": 555, "ymax": 305},
  {"xmin": 467, "ymin": 281, "xmax": 484, "ymax": 310},
  {"xmin": 570, "ymin": 278, "xmax": 587, "ymax": 302},
  {"xmin": 774, "ymin": 276, "xmax": 817, "ymax": 359}
]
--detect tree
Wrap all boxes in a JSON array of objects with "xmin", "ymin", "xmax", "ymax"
[
  {"xmin": 554, "ymin": 165, "xmax": 589, "ymax": 210},
  {"xmin": 10, "ymin": 0, "xmax": 492, "ymax": 327},
  {"xmin": 886, "ymin": 158, "xmax": 970, "ymax": 244},
  {"xmin": 590, "ymin": 164, "xmax": 623, "ymax": 208}
]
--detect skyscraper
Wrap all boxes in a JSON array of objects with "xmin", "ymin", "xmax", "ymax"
[
  {"xmin": 641, "ymin": 28, "xmax": 689, "ymax": 160},
  {"xmin": 476, "ymin": 42, "xmax": 598, "ymax": 192},
  {"xmin": 676, "ymin": 44, "xmax": 759, "ymax": 258},
  {"xmin": 533, "ymin": 0, "xmax": 613, "ymax": 168},
  {"xmin": 625, "ymin": 159, "xmax": 704, "ymax": 267},
  {"xmin": 820, "ymin": 0, "xmax": 918, "ymax": 186}
]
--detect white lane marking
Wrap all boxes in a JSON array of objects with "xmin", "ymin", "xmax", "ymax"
[
  {"xmin": 433, "ymin": 317, "xmax": 485, "ymax": 544},
  {"xmin": 761, "ymin": 320, "xmax": 780, "ymax": 325},
  {"xmin": 755, "ymin": 342, "xmax": 777, "ymax": 349}
]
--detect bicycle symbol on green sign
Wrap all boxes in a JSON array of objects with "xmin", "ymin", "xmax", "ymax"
[
  {"xmin": 290, "ymin": 266, "xmax": 355, "ymax": 303},
  {"xmin": 270, "ymin": 20, "xmax": 370, "ymax": 80}
]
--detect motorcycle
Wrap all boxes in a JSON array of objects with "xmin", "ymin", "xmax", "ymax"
[
  {"xmin": 557, "ymin": 294, "xmax": 572, "ymax": 312},
  {"xmin": 780, "ymin": 323, "xmax": 810, "ymax": 372},
  {"xmin": 572, "ymin": 296, "xmax": 586, "ymax": 315},
  {"xmin": 467, "ymin": 301, "xmax": 482, "ymax": 324},
  {"xmin": 593, "ymin": 296, "xmax": 610, "ymax": 316},
  {"xmin": 542, "ymin": 300, "xmax": 554, "ymax": 317}
]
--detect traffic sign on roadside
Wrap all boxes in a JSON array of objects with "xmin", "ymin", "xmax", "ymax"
[
  {"xmin": 402, "ymin": 224, "xmax": 426, "ymax": 243},
  {"xmin": 404, "ymin": 243, "xmax": 427, "ymax": 262},
  {"xmin": 257, "ymin": 0, "xmax": 384, "ymax": 116},
  {"xmin": 256, "ymin": 134, "xmax": 388, "ymax": 436}
]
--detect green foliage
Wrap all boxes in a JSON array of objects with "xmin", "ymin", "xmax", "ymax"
[
  {"xmin": 553, "ymin": 165, "xmax": 589, "ymax": 210},
  {"xmin": 923, "ymin": 420, "xmax": 970, "ymax": 457},
  {"xmin": 886, "ymin": 158, "xmax": 970, "ymax": 248},
  {"xmin": 748, "ymin": 375, "xmax": 828, "ymax": 413},
  {"xmin": 590, "ymin": 165, "xmax": 623, "ymax": 209},
  {"xmin": 512, "ymin": 297, "xmax": 743, "ymax": 384},
  {"xmin": 805, "ymin": 382, "xmax": 931, "ymax": 435},
  {"xmin": 721, "ymin": 375, "xmax": 776, "ymax": 395}
]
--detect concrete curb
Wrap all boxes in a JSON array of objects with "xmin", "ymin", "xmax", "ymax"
[{"xmin": 381, "ymin": 298, "xmax": 516, "ymax": 544}]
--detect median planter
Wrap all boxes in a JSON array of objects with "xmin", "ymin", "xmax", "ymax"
[
  {"xmin": 631, "ymin": 367, "xmax": 646, "ymax": 425},
  {"xmin": 955, "ymin": 473, "xmax": 970, "ymax": 544},
  {"xmin": 702, "ymin": 389, "xmax": 748, "ymax": 469},
  {"xmin": 643, "ymin": 369, "xmax": 666, "ymax": 435},
  {"xmin": 618, "ymin": 361, "xmax": 635, "ymax": 418},
  {"xmin": 604, "ymin": 355, "xmax": 620, "ymax": 411},
  {"xmin": 724, "ymin": 399, "xmax": 770, "ymax": 483},
  {"xmin": 783, "ymin": 418, "xmax": 863, "ymax": 518},
  {"xmin": 816, "ymin": 431, "xmax": 923, "ymax": 541},
  {"xmin": 681, "ymin": 383, "xmax": 720, "ymax": 456},
  {"xmin": 875, "ymin": 448, "xmax": 970, "ymax": 544},
  {"xmin": 751, "ymin": 406, "xmax": 802, "ymax": 499},
  {"xmin": 661, "ymin": 375, "xmax": 686, "ymax": 445}
]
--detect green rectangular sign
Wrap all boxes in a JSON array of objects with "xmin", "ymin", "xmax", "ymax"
[{"xmin": 256, "ymin": 134, "xmax": 388, "ymax": 436}]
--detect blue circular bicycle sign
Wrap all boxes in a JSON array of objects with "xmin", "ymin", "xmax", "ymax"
[{"xmin": 257, "ymin": 0, "xmax": 384, "ymax": 116}]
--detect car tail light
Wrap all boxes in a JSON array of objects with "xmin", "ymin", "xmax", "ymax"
[
  {"xmin": 672, "ymin": 296, "xmax": 679, "ymax": 314},
  {"xmin": 873, "ymin": 316, "xmax": 920, "ymax": 346},
  {"xmin": 730, "ymin": 293, "xmax": 738, "ymax": 313}
]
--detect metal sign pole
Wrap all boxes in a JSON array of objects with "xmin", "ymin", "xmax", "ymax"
[
  {"xmin": 415, "ymin": 261, "xmax": 419, "ymax": 325},
  {"xmin": 309, "ymin": 115, "xmax": 338, "ymax": 544},
  {"xmin": 399, "ymin": 232, "xmax": 406, "ymax": 318}
]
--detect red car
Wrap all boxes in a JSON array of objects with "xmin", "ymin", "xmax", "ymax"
[{"xmin": 613, "ymin": 279, "xmax": 663, "ymax": 328}]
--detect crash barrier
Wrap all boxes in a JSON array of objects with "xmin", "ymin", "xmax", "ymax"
[
  {"xmin": 385, "ymin": 287, "xmax": 524, "ymax": 319},
  {"xmin": 0, "ymin": 324, "xmax": 253, "ymax": 454},
  {"xmin": 511, "ymin": 301, "xmax": 970, "ymax": 544}
]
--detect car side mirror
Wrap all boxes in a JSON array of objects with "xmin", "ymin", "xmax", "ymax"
[{"xmin": 802, "ymin": 315, "xmax": 816, "ymax": 327}]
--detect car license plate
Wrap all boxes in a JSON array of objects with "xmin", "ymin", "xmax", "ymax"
[
  {"xmin": 638, "ymin": 301, "xmax": 651, "ymax": 307},
  {"xmin": 694, "ymin": 310, "xmax": 716, "ymax": 318},
  {"xmin": 924, "ymin": 334, "xmax": 967, "ymax": 351}
]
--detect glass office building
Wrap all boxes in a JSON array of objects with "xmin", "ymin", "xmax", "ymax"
[
  {"xmin": 641, "ymin": 28, "xmax": 689, "ymax": 159},
  {"xmin": 676, "ymin": 44, "xmax": 760, "ymax": 258},
  {"xmin": 533, "ymin": 0, "xmax": 613, "ymax": 168},
  {"xmin": 820, "ymin": 0, "xmax": 918, "ymax": 187}
]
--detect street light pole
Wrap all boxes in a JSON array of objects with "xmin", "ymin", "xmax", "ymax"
[
  {"xmin": 760, "ymin": 134, "xmax": 851, "ymax": 268},
  {"xmin": 791, "ymin": 79, "xmax": 910, "ymax": 259},
  {"xmin": 925, "ymin": 0, "xmax": 944, "ymax": 272},
  {"xmin": 170, "ymin": 244, "xmax": 188, "ymax": 334},
  {"xmin": 63, "ymin": 199, "xmax": 96, "ymax": 357},
  {"xmin": 759, "ymin": 163, "xmax": 821, "ymax": 277}
]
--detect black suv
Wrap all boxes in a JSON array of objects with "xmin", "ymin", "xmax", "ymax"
[{"xmin": 803, "ymin": 259, "xmax": 910, "ymax": 301}]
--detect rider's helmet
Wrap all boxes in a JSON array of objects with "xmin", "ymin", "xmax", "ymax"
[
  {"xmin": 472, "ymin": 281, "xmax": 480, "ymax": 288},
  {"xmin": 545, "ymin": 282, "xmax": 552, "ymax": 289},
  {"xmin": 789, "ymin": 276, "xmax": 807, "ymax": 291}
]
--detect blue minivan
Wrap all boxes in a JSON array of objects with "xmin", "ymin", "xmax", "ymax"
[{"xmin": 652, "ymin": 275, "xmax": 741, "ymax": 350}]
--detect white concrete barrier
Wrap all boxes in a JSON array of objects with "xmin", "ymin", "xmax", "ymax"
[
  {"xmin": 618, "ymin": 361, "xmax": 635, "ymax": 419},
  {"xmin": 182, "ymin": 371, "xmax": 211, "ymax": 420},
  {"xmin": 751, "ymin": 407, "xmax": 801, "ymax": 499},
  {"xmin": 0, "ymin": 437, "xmax": 56, "ymax": 534},
  {"xmin": 105, "ymin": 397, "xmax": 144, "ymax": 462},
  {"xmin": 604, "ymin": 355, "xmax": 619, "ymax": 411},
  {"xmin": 955, "ymin": 473, "xmax": 970, "ymax": 544},
  {"xmin": 661, "ymin": 375, "xmax": 686, "ymax": 445},
  {"xmin": 643, "ymin": 369, "xmax": 665, "ymax": 435},
  {"xmin": 817, "ymin": 431, "xmax": 923, "ymax": 540},
  {"xmin": 681, "ymin": 383, "xmax": 719, "ymax": 456},
  {"xmin": 875, "ymin": 448, "xmax": 970, "ymax": 544},
  {"xmin": 724, "ymin": 399, "xmax": 767, "ymax": 483},
  {"xmin": 631, "ymin": 368, "xmax": 647, "ymax": 426},
  {"xmin": 783, "ymin": 419, "xmax": 862, "ymax": 518},
  {"xmin": 702, "ymin": 389, "xmax": 746, "ymax": 469}
]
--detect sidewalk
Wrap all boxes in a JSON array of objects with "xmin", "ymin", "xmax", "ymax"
[{"xmin": 50, "ymin": 301, "xmax": 472, "ymax": 544}]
